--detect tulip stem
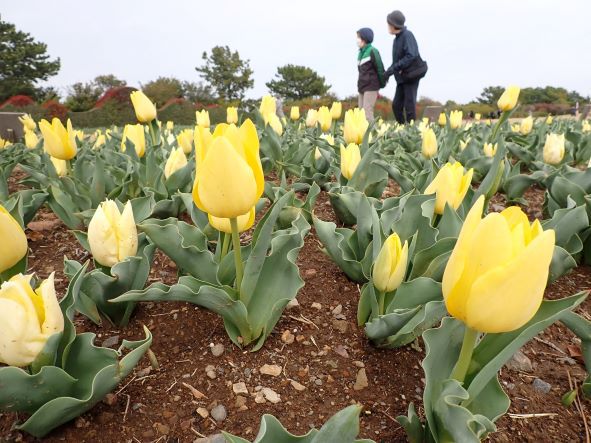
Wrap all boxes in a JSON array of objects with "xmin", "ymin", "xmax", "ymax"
[
  {"xmin": 220, "ymin": 233, "xmax": 231, "ymax": 260},
  {"xmin": 230, "ymin": 218, "xmax": 243, "ymax": 294},
  {"xmin": 490, "ymin": 111, "xmax": 509, "ymax": 142},
  {"xmin": 450, "ymin": 325, "xmax": 479, "ymax": 384},
  {"xmin": 377, "ymin": 289, "xmax": 385, "ymax": 315}
]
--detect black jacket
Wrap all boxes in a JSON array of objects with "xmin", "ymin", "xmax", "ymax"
[
  {"xmin": 357, "ymin": 45, "xmax": 386, "ymax": 93},
  {"xmin": 385, "ymin": 28, "xmax": 420, "ymax": 83}
]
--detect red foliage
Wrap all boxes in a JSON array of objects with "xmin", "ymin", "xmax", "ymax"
[
  {"xmin": 94, "ymin": 86, "xmax": 137, "ymax": 109},
  {"xmin": 160, "ymin": 97, "xmax": 187, "ymax": 110},
  {"xmin": 1, "ymin": 95, "xmax": 35, "ymax": 108},
  {"xmin": 42, "ymin": 100, "xmax": 69, "ymax": 120}
]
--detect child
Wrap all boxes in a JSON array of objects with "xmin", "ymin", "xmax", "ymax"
[{"xmin": 357, "ymin": 27, "xmax": 386, "ymax": 122}]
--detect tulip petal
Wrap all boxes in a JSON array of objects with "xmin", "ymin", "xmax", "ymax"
[
  {"xmin": 117, "ymin": 202, "xmax": 138, "ymax": 262},
  {"xmin": 464, "ymin": 230, "xmax": 555, "ymax": 333},
  {"xmin": 208, "ymin": 206, "xmax": 256, "ymax": 234},
  {"xmin": 87, "ymin": 204, "xmax": 119, "ymax": 267}
]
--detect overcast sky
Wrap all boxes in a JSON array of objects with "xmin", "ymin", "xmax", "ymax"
[{"xmin": 3, "ymin": 0, "xmax": 591, "ymax": 103}]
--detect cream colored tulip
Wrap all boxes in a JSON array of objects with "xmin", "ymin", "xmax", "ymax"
[
  {"xmin": 340, "ymin": 143, "xmax": 361, "ymax": 180},
  {"xmin": 449, "ymin": 110, "xmax": 463, "ymax": 129},
  {"xmin": 497, "ymin": 85, "xmax": 520, "ymax": 111},
  {"xmin": 330, "ymin": 102, "xmax": 342, "ymax": 120},
  {"xmin": 121, "ymin": 124, "xmax": 146, "ymax": 158},
  {"xmin": 424, "ymin": 162, "xmax": 473, "ymax": 214},
  {"xmin": 0, "ymin": 204, "xmax": 28, "ymax": 273},
  {"xmin": 343, "ymin": 108, "xmax": 369, "ymax": 145},
  {"xmin": 373, "ymin": 233, "xmax": 409, "ymax": 293},
  {"xmin": 306, "ymin": 109, "xmax": 318, "ymax": 128},
  {"xmin": 24, "ymin": 129, "xmax": 38, "ymax": 149},
  {"xmin": 87, "ymin": 200, "xmax": 138, "ymax": 267},
  {"xmin": 543, "ymin": 133, "xmax": 565, "ymax": 165},
  {"xmin": 130, "ymin": 90, "xmax": 157, "ymax": 123},
  {"xmin": 483, "ymin": 142, "xmax": 498, "ymax": 157},
  {"xmin": 164, "ymin": 147, "xmax": 188, "ymax": 179},
  {"xmin": 0, "ymin": 273, "xmax": 63, "ymax": 367},
  {"xmin": 208, "ymin": 206, "xmax": 255, "ymax": 234},
  {"xmin": 546, "ymin": 115, "xmax": 553, "ymax": 125},
  {"xmin": 18, "ymin": 114, "xmax": 37, "ymax": 131},
  {"xmin": 196, "ymin": 110, "xmax": 210, "ymax": 128},
  {"xmin": 177, "ymin": 128, "xmax": 194, "ymax": 154},
  {"xmin": 317, "ymin": 106, "xmax": 332, "ymax": 132},
  {"xmin": 438, "ymin": 113, "xmax": 447, "ymax": 127},
  {"xmin": 268, "ymin": 113, "xmax": 283, "ymax": 136},
  {"xmin": 50, "ymin": 156, "xmax": 67, "ymax": 177},
  {"xmin": 259, "ymin": 95, "xmax": 277, "ymax": 123},
  {"xmin": 582, "ymin": 121, "xmax": 591, "ymax": 133},
  {"xmin": 421, "ymin": 128, "xmax": 438, "ymax": 159},
  {"xmin": 290, "ymin": 106, "xmax": 300, "ymax": 120},
  {"xmin": 320, "ymin": 133, "xmax": 335, "ymax": 146},
  {"xmin": 520, "ymin": 116, "xmax": 533, "ymax": 135},
  {"xmin": 166, "ymin": 121, "xmax": 174, "ymax": 130},
  {"xmin": 227, "ymin": 107, "xmax": 239, "ymax": 124},
  {"xmin": 0, "ymin": 137, "xmax": 11, "ymax": 149},
  {"xmin": 475, "ymin": 113, "xmax": 481, "ymax": 121}
]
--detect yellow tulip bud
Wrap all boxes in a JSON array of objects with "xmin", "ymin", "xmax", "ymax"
[
  {"xmin": 0, "ymin": 273, "xmax": 63, "ymax": 367},
  {"xmin": 38, "ymin": 118, "xmax": 77, "ymax": 160},
  {"xmin": 24, "ymin": 129, "xmax": 38, "ymax": 149},
  {"xmin": 208, "ymin": 206, "xmax": 255, "ymax": 234},
  {"xmin": 94, "ymin": 134, "xmax": 106, "ymax": 150},
  {"xmin": 424, "ymin": 162, "xmax": 473, "ymax": 215},
  {"xmin": 320, "ymin": 133, "xmax": 335, "ymax": 146},
  {"xmin": 330, "ymin": 101, "xmax": 342, "ymax": 120},
  {"xmin": 546, "ymin": 115, "xmax": 553, "ymax": 125},
  {"xmin": 583, "ymin": 121, "xmax": 591, "ymax": 133},
  {"xmin": 290, "ymin": 106, "xmax": 300, "ymax": 120},
  {"xmin": 0, "ymin": 204, "xmax": 28, "ymax": 273},
  {"xmin": 317, "ymin": 106, "xmax": 333, "ymax": 132},
  {"xmin": 18, "ymin": 114, "xmax": 37, "ymax": 131},
  {"xmin": 121, "ymin": 124, "xmax": 146, "ymax": 158},
  {"xmin": 483, "ymin": 142, "xmax": 498, "ymax": 158},
  {"xmin": 543, "ymin": 133, "xmax": 565, "ymax": 165},
  {"xmin": 511, "ymin": 123, "xmax": 521, "ymax": 133},
  {"xmin": 520, "ymin": 116, "xmax": 533, "ymax": 135},
  {"xmin": 438, "ymin": 112, "xmax": 447, "ymax": 127},
  {"xmin": 421, "ymin": 128, "xmax": 438, "ymax": 159},
  {"xmin": 474, "ymin": 113, "xmax": 481, "ymax": 121},
  {"xmin": 50, "ymin": 156, "xmax": 67, "ymax": 177},
  {"xmin": 340, "ymin": 143, "xmax": 361, "ymax": 180},
  {"xmin": 306, "ymin": 109, "xmax": 318, "ymax": 128},
  {"xmin": 130, "ymin": 90, "xmax": 157, "ymax": 123},
  {"xmin": 373, "ymin": 233, "xmax": 409, "ymax": 293},
  {"xmin": 449, "ymin": 110, "xmax": 463, "ymax": 129},
  {"xmin": 497, "ymin": 85, "xmax": 520, "ymax": 112},
  {"xmin": 192, "ymin": 120, "xmax": 264, "ymax": 219},
  {"xmin": 267, "ymin": 113, "xmax": 283, "ymax": 136},
  {"xmin": 459, "ymin": 139, "xmax": 468, "ymax": 151},
  {"xmin": 196, "ymin": 110, "xmax": 211, "ymax": 128},
  {"xmin": 227, "ymin": 107, "xmax": 239, "ymax": 124},
  {"xmin": 343, "ymin": 108, "xmax": 369, "ymax": 145},
  {"xmin": 0, "ymin": 137, "xmax": 12, "ymax": 149},
  {"xmin": 259, "ymin": 95, "xmax": 277, "ymax": 123},
  {"xmin": 442, "ymin": 196, "xmax": 555, "ymax": 333},
  {"xmin": 164, "ymin": 146, "xmax": 188, "ymax": 179},
  {"xmin": 88, "ymin": 200, "xmax": 138, "ymax": 267},
  {"xmin": 177, "ymin": 128, "xmax": 194, "ymax": 154},
  {"xmin": 314, "ymin": 147, "xmax": 322, "ymax": 160},
  {"xmin": 166, "ymin": 121, "xmax": 174, "ymax": 130}
]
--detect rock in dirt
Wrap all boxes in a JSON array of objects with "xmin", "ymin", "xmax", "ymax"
[
  {"xmin": 332, "ymin": 320, "xmax": 348, "ymax": 334},
  {"xmin": 262, "ymin": 387, "xmax": 281, "ymax": 403},
  {"xmin": 281, "ymin": 329, "xmax": 295, "ymax": 344},
  {"xmin": 210, "ymin": 404, "xmax": 227, "ymax": 423},
  {"xmin": 197, "ymin": 407, "xmax": 209, "ymax": 418},
  {"xmin": 506, "ymin": 350, "xmax": 533, "ymax": 372},
  {"xmin": 102, "ymin": 393, "xmax": 118, "ymax": 406},
  {"xmin": 533, "ymin": 378, "xmax": 552, "ymax": 394},
  {"xmin": 205, "ymin": 364, "xmax": 216, "ymax": 379},
  {"xmin": 101, "ymin": 335, "xmax": 120, "ymax": 348},
  {"xmin": 290, "ymin": 380, "xmax": 306, "ymax": 391},
  {"xmin": 154, "ymin": 422, "xmax": 170, "ymax": 435},
  {"xmin": 332, "ymin": 304, "xmax": 343, "ymax": 316},
  {"xmin": 286, "ymin": 298, "xmax": 300, "ymax": 310},
  {"xmin": 210, "ymin": 343, "xmax": 225, "ymax": 357},
  {"xmin": 354, "ymin": 368, "xmax": 369, "ymax": 391},
  {"xmin": 233, "ymin": 382, "xmax": 249, "ymax": 395},
  {"xmin": 334, "ymin": 345, "xmax": 349, "ymax": 358},
  {"xmin": 194, "ymin": 434, "xmax": 226, "ymax": 443},
  {"xmin": 311, "ymin": 302, "xmax": 322, "ymax": 310},
  {"xmin": 260, "ymin": 364, "xmax": 282, "ymax": 377},
  {"xmin": 235, "ymin": 395, "xmax": 247, "ymax": 409}
]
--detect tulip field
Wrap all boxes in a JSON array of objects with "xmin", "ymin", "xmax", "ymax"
[{"xmin": 2, "ymin": 88, "xmax": 591, "ymax": 442}]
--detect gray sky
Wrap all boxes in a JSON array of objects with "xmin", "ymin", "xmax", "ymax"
[{"xmin": 3, "ymin": 0, "xmax": 590, "ymax": 103}]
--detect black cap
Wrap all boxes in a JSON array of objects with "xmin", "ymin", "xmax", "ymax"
[{"xmin": 387, "ymin": 10, "xmax": 406, "ymax": 28}]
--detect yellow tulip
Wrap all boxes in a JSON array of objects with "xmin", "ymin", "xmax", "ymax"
[
  {"xmin": 192, "ymin": 119, "xmax": 264, "ymax": 219},
  {"xmin": 196, "ymin": 110, "xmax": 210, "ymax": 128},
  {"xmin": 343, "ymin": 108, "xmax": 369, "ymax": 145},
  {"xmin": 442, "ymin": 196, "xmax": 555, "ymax": 333},
  {"xmin": 474, "ymin": 113, "xmax": 481, "ymax": 121},
  {"xmin": 259, "ymin": 95, "xmax": 277, "ymax": 123},
  {"xmin": 87, "ymin": 200, "xmax": 138, "ymax": 267},
  {"xmin": 520, "ymin": 116, "xmax": 533, "ymax": 135},
  {"xmin": 373, "ymin": 233, "xmax": 409, "ymax": 293},
  {"xmin": 483, "ymin": 142, "xmax": 497, "ymax": 157},
  {"xmin": 177, "ymin": 128, "xmax": 194, "ymax": 154},
  {"xmin": 38, "ymin": 118, "xmax": 77, "ymax": 160},
  {"xmin": 543, "ymin": 133, "xmax": 565, "ymax": 165},
  {"xmin": 290, "ymin": 106, "xmax": 300, "ymax": 120},
  {"xmin": 546, "ymin": 115, "xmax": 553, "ymax": 125},
  {"xmin": 511, "ymin": 123, "xmax": 521, "ymax": 133},
  {"xmin": 18, "ymin": 114, "xmax": 37, "ymax": 131},
  {"xmin": 317, "ymin": 106, "xmax": 332, "ymax": 132},
  {"xmin": 50, "ymin": 156, "xmax": 67, "ymax": 177},
  {"xmin": 340, "ymin": 143, "xmax": 361, "ymax": 180},
  {"xmin": 208, "ymin": 206, "xmax": 255, "ymax": 234},
  {"xmin": 314, "ymin": 147, "xmax": 322, "ymax": 160},
  {"xmin": 331, "ymin": 101, "xmax": 342, "ymax": 120},
  {"xmin": 164, "ymin": 146, "xmax": 188, "ymax": 179},
  {"xmin": 438, "ymin": 112, "xmax": 447, "ymax": 127},
  {"xmin": 94, "ymin": 133, "xmax": 106, "ymax": 150},
  {"xmin": 0, "ymin": 273, "xmax": 63, "ymax": 367},
  {"xmin": 194, "ymin": 126, "xmax": 212, "ymax": 156},
  {"xmin": 449, "ymin": 110, "xmax": 463, "ymax": 129},
  {"xmin": 0, "ymin": 204, "xmax": 28, "ymax": 273},
  {"xmin": 24, "ymin": 129, "xmax": 38, "ymax": 149},
  {"xmin": 0, "ymin": 137, "xmax": 11, "ymax": 149},
  {"xmin": 320, "ymin": 133, "xmax": 335, "ymax": 146},
  {"xmin": 421, "ymin": 128, "xmax": 438, "ymax": 159},
  {"xmin": 306, "ymin": 109, "xmax": 318, "ymax": 128},
  {"xmin": 130, "ymin": 90, "xmax": 157, "ymax": 123},
  {"xmin": 267, "ymin": 113, "xmax": 283, "ymax": 136},
  {"xmin": 121, "ymin": 124, "xmax": 146, "ymax": 158},
  {"xmin": 497, "ymin": 85, "xmax": 520, "ymax": 112},
  {"xmin": 166, "ymin": 121, "xmax": 174, "ymax": 130},
  {"xmin": 424, "ymin": 162, "xmax": 473, "ymax": 214},
  {"xmin": 459, "ymin": 139, "xmax": 469, "ymax": 151},
  {"xmin": 227, "ymin": 107, "xmax": 239, "ymax": 124},
  {"xmin": 582, "ymin": 121, "xmax": 591, "ymax": 133}
]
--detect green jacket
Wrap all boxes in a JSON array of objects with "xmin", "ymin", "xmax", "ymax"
[{"xmin": 357, "ymin": 44, "xmax": 386, "ymax": 93}]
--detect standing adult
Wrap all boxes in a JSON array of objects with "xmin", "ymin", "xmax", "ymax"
[{"xmin": 385, "ymin": 10, "xmax": 426, "ymax": 124}]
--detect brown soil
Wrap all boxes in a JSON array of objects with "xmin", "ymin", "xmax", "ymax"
[{"xmin": 1, "ymin": 172, "xmax": 590, "ymax": 443}]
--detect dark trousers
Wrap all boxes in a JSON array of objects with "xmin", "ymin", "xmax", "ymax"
[{"xmin": 393, "ymin": 80, "xmax": 420, "ymax": 123}]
